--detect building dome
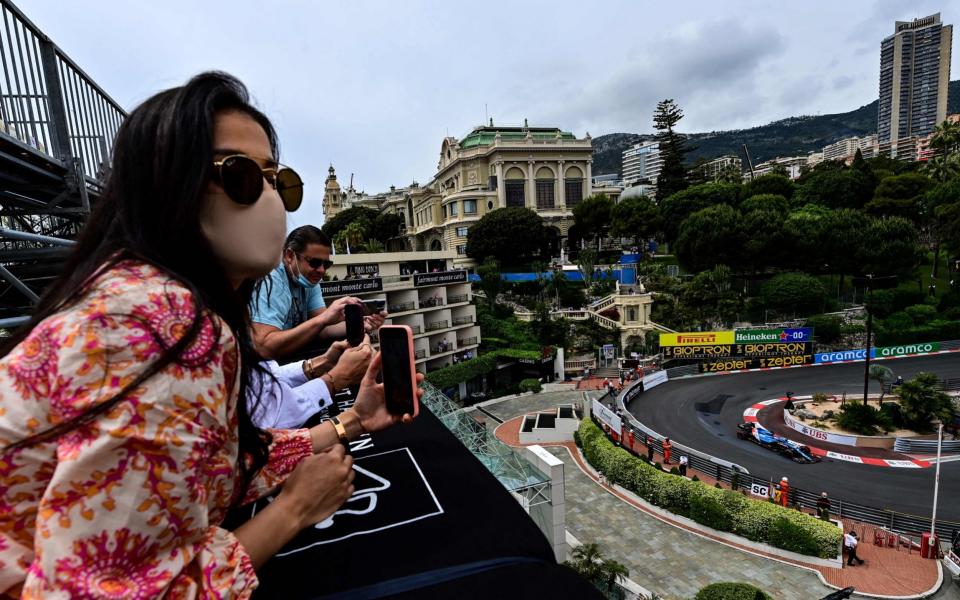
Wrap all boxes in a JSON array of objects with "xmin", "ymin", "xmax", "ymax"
[{"xmin": 619, "ymin": 184, "xmax": 654, "ymax": 201}]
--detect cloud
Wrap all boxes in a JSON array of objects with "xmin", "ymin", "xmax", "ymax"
[{"xmin": 528, "ymin": 18, "xmax": 785, "ymax": 134}]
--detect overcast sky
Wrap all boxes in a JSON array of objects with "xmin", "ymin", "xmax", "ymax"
[{"xmin": 18, "ymin": 0, "xmax": 960, "ymax": 228}]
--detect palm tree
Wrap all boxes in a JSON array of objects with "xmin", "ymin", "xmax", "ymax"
[
  {"xmin": 931, "ymin": 119, "xmax": 960, "ymax": 155},
  {"xmin": 341, "ymin": 221, "xmax": 366, "ymax": 254},
  {"xmin": 564, "ymin": 543, "xmax": 630, "ymax": 597},
  {"xmin": 869, "ymin": 364, "xmax": 894, "ymax": 404},
  {"xmin": 922, "ymin": 154, "xmax": 960, "ymax": 183},
  {"xmin": 363, "ymin": 238, "xmax": 385, "ymax": 253}
]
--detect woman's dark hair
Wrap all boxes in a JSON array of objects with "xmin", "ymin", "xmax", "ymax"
[
  {"xmin": 285, "ymin": 224, "xmax": 331, "ymax": 253},
  {"xmin": 1, "ymin": 71, "xmax": 274, "ymax": 498}
]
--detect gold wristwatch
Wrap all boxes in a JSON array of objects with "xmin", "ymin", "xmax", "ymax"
[{"xmin": 331, "ymin": 416, "xmax": 350, "ymax": 444}]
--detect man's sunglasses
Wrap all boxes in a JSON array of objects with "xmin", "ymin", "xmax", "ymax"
[
  {"xmin": 296, "ymin": 252, "xmax": 333, "ymax": 270},
  {"xmin": 212, "ymin": 154, "xmax": 304, "ymax": 212}
]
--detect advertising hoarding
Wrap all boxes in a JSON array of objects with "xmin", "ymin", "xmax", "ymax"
[
  {"xmin": 659, "ymin": 331, "xmax": 734, "ymax": 346},
  {"xmin": 698, "ymin": 355, "xmax": 813, "ymax": 373},
  {"xmin": 663, "ymin": 342, "xmax": 813, "ymax": 360}
]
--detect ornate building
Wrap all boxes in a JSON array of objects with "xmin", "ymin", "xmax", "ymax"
[
  {"xmin": 397, "ymin": 123, "xmax": 594, "ymax": 267},
  {"xmin": 321, "ymin": 165, "xmax": 342, "ymax": 219}
]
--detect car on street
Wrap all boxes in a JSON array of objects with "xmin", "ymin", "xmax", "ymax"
[{"xmin": 736, "ymin": 422, "xmax": 820, "ymax": 463}]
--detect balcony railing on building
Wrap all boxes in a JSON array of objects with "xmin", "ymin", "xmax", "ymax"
[
  {"xmin": 414, "ymin": 349, "xmax": 427, "ymax": 359},
  {"xmin": 426, "ymin": 320, "xmax": 449, "ymax": 332},
  {"xmin": 458, "ymin": 336, "xmax": 478, "ymax": 346},
  {"xmin": 420, "ymin": 297, "xmax": 445, "ymax": 308},
  {"xmin": 452, "ymin": 315, "xmax": 474, "ymax": 326},
  {"xmin": 448, "ymin": 293, "xmax": 469, "ymax": 304},
  {"xmin": 388, "ymin": 301, "xmax": 415, "ymax": 313},
  {"xmin": 408, "ymin": 324, "xmax": 422, "ymax": 334}
]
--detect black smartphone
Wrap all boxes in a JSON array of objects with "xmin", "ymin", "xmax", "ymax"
[
  {"xmin": 379, "ymin": 325, "xmax": 419, "ymax": 417},
  {"xmin": 345, "ymin": 303, "xmax": 364, "ymax": 347},
  {"xmin": 361, "ymin": 299, "xmax": 386, "ymax": 316}
]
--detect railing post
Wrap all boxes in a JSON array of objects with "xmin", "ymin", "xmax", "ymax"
[{"xmin": 37, "ymin": 39, "xmax": 71, "ymax": 162}]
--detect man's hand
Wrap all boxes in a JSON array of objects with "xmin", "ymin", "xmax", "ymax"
[
  {"xmin": 316, "ymin": 296, "xmax": 362, "ymax": 329},
  {"xmin": 327, "ymin": 335, "xmax": 374, "ymax": 389},
  {"xmin": 363, "ymin": 310, "xmax": 387, "ymax": 334}
]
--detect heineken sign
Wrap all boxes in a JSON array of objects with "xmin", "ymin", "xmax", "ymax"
[{"xmin": 734, "ymin": 328, "xmax": 812, "ymax": 343}]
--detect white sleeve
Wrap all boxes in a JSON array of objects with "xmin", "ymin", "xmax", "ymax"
[{"xmin": 248, "ymin": 361, "xmax": 333, "ymax": 429}]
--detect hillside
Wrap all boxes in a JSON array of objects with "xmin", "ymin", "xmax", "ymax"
[{"xmin": 592, "ymin": 79, "xmax": 960, "ymax": 176}]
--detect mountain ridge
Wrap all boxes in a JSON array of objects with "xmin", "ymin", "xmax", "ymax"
[{"xmin": 592, "ymin": 79, "xmax": 960, "ymax": 177}]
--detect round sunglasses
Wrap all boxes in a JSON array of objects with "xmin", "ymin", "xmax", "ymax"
[{"xmin": 212, "ymin": 154, "xmax": 304, "ymax": 212}]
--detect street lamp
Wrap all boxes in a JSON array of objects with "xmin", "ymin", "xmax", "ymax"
[{"xmin": 930, "ymin": 419, "xmax": 944, "ymax": 552}]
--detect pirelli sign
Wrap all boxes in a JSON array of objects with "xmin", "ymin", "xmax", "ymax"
[{"xmin": 659, "ymin": 331, "xmax": 735, "ymax": 346}]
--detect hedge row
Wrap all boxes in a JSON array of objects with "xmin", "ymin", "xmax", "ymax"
[
  {"xmin": 423, "ymin": 348, "xmax": 542, "ymax": 390},
  {"xmin": 578, "ymin": 419, "xmax": 841, "ymax": 558},
  {"xmin": 695, "ymin": 582, "xmax": 772, "ymax": 600}
]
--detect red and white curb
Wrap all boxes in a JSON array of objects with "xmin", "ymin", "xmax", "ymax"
[{"xmin": 742, "ymin": 400, "xmax": 931, "ymax": 469}]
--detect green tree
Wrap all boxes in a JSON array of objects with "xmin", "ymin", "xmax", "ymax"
[
  {"xmin": 793, "ymin": 169, "xmax": 875, "ymax": 210},
  {"xmin": 573, "ymin": 194, "xmax": 615, "ymax": 250},
  {"xmin": 923, "ymin": 154, "xmax": 960, "ymax": 183},
  {"xmin": 322, "ymin": 206, "xmax": 378, "ymax": 241},
  {"xmin": 783, "ymin": 204, "xmax": 832, "ymax": 270},
  {"xmin": 856, "ymin": 217, "xmax": 921, "ymax": 278},
  {"xmin": 653, "ymin": 99, "xmax": 692, "ymax": 202},
  {"xmin": 476, "ymin": 257, "xmax": 504, "ymax": 306},
  {"xmin": 821, "ymin": 209, "xmax": 869, "ymax": 288},
  {"xmin": 577, "ymin": 248, "xmax": 598, "ymax": 288},
  {"xmin": 675, "ymin": 204, "xmax": 743, "ymax": 272},
  {"xmin": 362, "ymin": 238, "xmax": 385, "ymax": 253},
  {"xmin": 659, "ymin": 182, "xmax": 740, "ymax": 242},
  {"xmin": 563, "ymin": 542, "xmax": 630, "ymax": 596},
  {"xmin": 609, "ymin": 195, "xmax": 660, "ymax": 250},
  {"xmin": 938, "ymin": 201, "xmax": 960, "ymax": 258},
  {"xmin": 805, "ymin": 314, "xmax": 842, "ymax": 344},
  {"xmin": 370, "ymin": 212, "xmax": 404, "ymax": 243},
  {"xmin": 466, "ymin": 207, "xmax": 546, "ymax": 265},
  {"xmin": 865, "ymin": 173, "xmax": 933, "ymax": 224},
  {"xmin": 739, "ymin": 193, "xmax": 788, "ymax": 215},
  {"xmin": 930, "ymin": 118, "xmax": 960, "ymax": 157},
  {"xmin": 870, "ymin": 364, "xmax": 894, "ymax": 403},
  {"xmin": 739, "ymin": 207, "xmax": 788, "ymax": 273},
  {"xmin": 761, "ymin": 272, "xmax": 826, "ymax": 316},
  {"xmin": 341, "ymin": 221, "xmax": 366, "ymax": 254},
  {"xmin": 740, "ymin": 174, "xmax": 795, "ymax": 203},
  {"xmin": 897, "ymin": 372, "xmax": 956, "ymax": 432}
]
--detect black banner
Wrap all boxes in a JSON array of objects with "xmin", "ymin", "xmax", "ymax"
[
  {"xmin": 319, "ymin": 277, "xmax": 383, "ymax": 298},
  {"xmin": 664, "ymin": 342, "xmax": 813, "ymax": 360},
  {"xmin": 698, "ymin": 354, "xmax": 813, "ymax": 373},
  {"xmin": 347, "ymin": 263, "xmax": 380, "ymax": 277},
  {"xmin": 414, "ymin": 270, "xmax": 467, "ymax": 287}
]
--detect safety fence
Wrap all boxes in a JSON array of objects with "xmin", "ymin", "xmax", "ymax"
[
  {"xmin": 0, "ymin": 0, "xmax": 126, "ymax": 182},
  {"xmin": 613, "ymin": 377, "xmax": 960, "ymax": 544}
]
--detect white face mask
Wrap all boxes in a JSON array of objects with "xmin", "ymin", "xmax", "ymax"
[{"xmin": 200, "ymin": 187, "xmax": 287, "ymax": 281}]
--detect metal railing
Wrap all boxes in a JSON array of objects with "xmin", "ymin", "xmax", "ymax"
[
  {"xmin": 452, "ymin": 315, "xmax": 473, "ymax": 325},
  {"xmin": 0, "ymin": 1, "xmax": 125, "ymax": 181},
  {"xmin": 388, "ymin": 301, "xmax": 415, "ymax": 313},
  {"xmin": 419, "ymin": 297, "xmax": 445, "ymax": 308},
  {"xmin": 458, "ymin": 336, "xmax": 478, "ymax": 346},
  {"xmin": 408, "ymin": 324, "xmax": 422, "ymax": 334},
  {"xmin": 414, "ymin": 349, "xmax": 426, "ymax": 359},
  {"xmin": 615, "ymin": 377, "xmax": 960, "ymax": 541},
  {"xmin": 426, "ymin": 320, "xmax": 449, "ymax": 331},
  {"xmin": 449, "ymin": 293, "xmax": 469, "ymax": 304}
]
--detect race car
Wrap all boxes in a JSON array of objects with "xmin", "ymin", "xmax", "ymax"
[{"xmin": 736, "ymin": 422, "xmax": 821, "ymax": 463}]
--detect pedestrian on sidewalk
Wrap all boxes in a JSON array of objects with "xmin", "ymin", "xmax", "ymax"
[
  {"xmin": 646, "ymin": 437, "xmax": 654, "ymax": 462},
  {"xmin": 678, "ymin": 455, "xmax": 688, "ymax": 477},
  {"xmin": 817, "ymin": 492, "xmax": 831, "ymax": 521},
  {"xmin": 845, "ymin": 531, "xmax": 864, "ymax": 566},
  {"xmin": 662, "ymin": 437, "xmax": 672, "ymax": 464}
]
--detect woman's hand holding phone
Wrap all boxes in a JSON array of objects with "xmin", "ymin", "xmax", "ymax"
[
  {"xmin": 349, "ymin": 352, "xmax": 422, "ymax": 433},
  {"xmin": 325, "ymin": 335, "xmax": 373, "ymax": 391}
]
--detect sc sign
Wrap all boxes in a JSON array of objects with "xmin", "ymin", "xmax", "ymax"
[{"xmin": 749, "ymin": 483, "xmax": 770, "ymax": 498}]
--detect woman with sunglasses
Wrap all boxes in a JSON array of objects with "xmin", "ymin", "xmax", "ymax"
[{"xmin": 0, "ymin": 72, "xmax": 417, "ymax": 598}]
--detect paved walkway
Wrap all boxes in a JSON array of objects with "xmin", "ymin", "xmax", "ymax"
[
  {"xmin": 542, "ymin": 443, "xmax": 836, "ymax": 599},
  {"xmin": 488, "ymin": 395, "xmax": 949, "ymax": 599}
]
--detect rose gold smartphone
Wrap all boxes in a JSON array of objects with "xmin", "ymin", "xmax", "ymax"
[{"xmin": 378, "ymin": 325, "xmax": 419, "ymax": 417}]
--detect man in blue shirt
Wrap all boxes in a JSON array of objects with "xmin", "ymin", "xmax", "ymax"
[{"xmin": 251, "ymin": 225, "xmax": 385, "ymax": 360}]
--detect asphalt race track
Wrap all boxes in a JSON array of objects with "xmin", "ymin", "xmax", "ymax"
[{"xmin": 626, "ymin": 355, "xmax": 960, "ymax": 522}]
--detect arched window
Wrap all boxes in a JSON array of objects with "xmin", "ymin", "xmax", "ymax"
[
  {"xmin": 535, "ymin": 166, "xmax": 555, "ymax": 209},
  {"xmin": 565, "ymin": 166, "xmax": 584, "ymax": 207},
  {"xmin": 504, "ymin": 167, "xmax": 526, "ymax": 207}
]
